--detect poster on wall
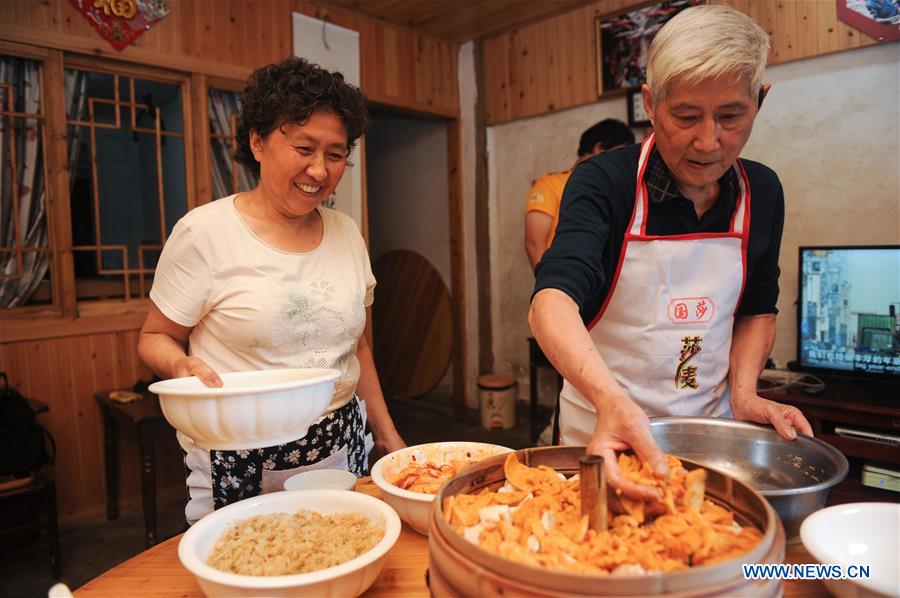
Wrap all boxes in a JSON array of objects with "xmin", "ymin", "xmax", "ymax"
[
  {"xmin": 594, "ymin": 0, "xmax": 702, "ymax": 96},
  {"xmin": 837, "ymin": 0, "xmax": 900, "ymax": 42},
  {"xmin": 292, "ymin": 13, "xmax": 364, "ymax": 230}
]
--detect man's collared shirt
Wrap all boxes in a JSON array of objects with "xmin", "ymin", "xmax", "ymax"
[{"xmin": 644, "ymin": 149, "xmax": 739, "ymax": 234}]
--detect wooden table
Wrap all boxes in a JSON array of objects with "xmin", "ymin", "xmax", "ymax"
[
  {"xmin": 76, "ymin": 480, "xmax": 828, "ymax": 597},
  {"xmin": 95, "ymin": 389, "xmax": 175, "ymax": 547}
]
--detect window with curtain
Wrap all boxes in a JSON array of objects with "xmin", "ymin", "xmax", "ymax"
[
  {"xmin": 0, "ymin": 55, "xmax": 50, "ymax": 308},
  {"xmin": 208, "ymin": 88, "xmax": 257, "ymax": 199},
  {"xmin": 65, "ymin": 67, "xmax": 189, "ymax": 302}
]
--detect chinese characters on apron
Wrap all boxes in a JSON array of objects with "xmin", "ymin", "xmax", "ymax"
[{"xmin": 558, "ymin": 134, "xmax": 751, "ymax": 445}]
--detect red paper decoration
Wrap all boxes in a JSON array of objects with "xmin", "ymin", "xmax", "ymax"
[{"xmin": 69, "ymin": 0, "xmax": 170, "ymax": 51}]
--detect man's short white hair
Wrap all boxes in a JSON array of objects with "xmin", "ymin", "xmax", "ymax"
[{"xmin": 646, "ymin": 4, "xmax": 770, "ymax": 105}]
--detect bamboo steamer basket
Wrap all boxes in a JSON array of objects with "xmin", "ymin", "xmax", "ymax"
[{"xmin": 428, "ymin": 446, "xmax": 785, "ymax": 597}]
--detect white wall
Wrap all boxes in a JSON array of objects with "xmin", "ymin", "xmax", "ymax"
[
  {"xmin": 367, "ymin": 115, "xmax": 450, "ymax": 281},
  {"xmin": 366, "ymin": 114, "xmax": 452, "ymax": 392},
  {"xmin": 487, "ymin": 43, "xmax": 900, "ymax": 399},
  {"xmin": 487, "ymin": 96, "xmax": 632, "ymax": 400}
]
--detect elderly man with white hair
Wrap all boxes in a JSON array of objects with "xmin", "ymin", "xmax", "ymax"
[{"xmin": 529, "ymin": 4, "xmax": 812, "ymax": 501}]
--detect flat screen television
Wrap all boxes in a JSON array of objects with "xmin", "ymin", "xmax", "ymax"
[{"xmin": 797, "ymin": 245, "xmax": 900, "ymax": 381}]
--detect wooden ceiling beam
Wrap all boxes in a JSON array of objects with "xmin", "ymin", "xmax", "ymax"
[{"xmin": 318, "ymin": 0, "xmax": 604, "ymax": 42}]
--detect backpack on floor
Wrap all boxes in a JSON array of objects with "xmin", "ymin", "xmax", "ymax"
[{"xmin": 0, "ymin": 372, "xmax": 56, "ymax": 476}]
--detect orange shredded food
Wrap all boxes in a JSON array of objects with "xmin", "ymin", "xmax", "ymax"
[
  {"xmin": 442, "ymin": 453, "xmax": 762, "ymax": 575},
  {"xmin": 391, "ymin": 459, "xmax": 474, "ymax": 494}
]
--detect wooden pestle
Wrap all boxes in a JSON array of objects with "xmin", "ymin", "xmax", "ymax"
[{"xmin": 579, "ymin": 454, "xmax": 607, "ymax": 533}]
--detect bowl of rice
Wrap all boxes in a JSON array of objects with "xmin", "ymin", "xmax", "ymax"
[
  {"xmin": 178, "ymin": 490, "xmax": 401, "ymax": 597},
  {"xmin": 371, "ymin": 441, "xmax": 513, "ymax": 535}
]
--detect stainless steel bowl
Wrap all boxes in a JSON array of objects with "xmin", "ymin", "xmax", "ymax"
[{"xmin": 650, "ymin": 417, "xmax": 848, "ymax": 540}]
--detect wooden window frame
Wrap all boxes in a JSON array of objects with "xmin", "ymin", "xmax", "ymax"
[
  {"xmin": 192, "ymin": 75, "xmax": 247, "ymax": 206},
  {"xmin": 1, "ymin": 44, "xmax": 198, "ymax": 342}
]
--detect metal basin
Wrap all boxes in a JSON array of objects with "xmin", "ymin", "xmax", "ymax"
[{"xmin": 650, "ymin": 417, "xmax": 848, "ymax": 540}]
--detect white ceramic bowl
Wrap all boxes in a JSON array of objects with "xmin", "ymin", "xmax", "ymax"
[
  {"xmin": 800, "ymin": 502, "xmax": 900, "ymax": 597},
  {"xmin": 283, "ymin": 469, "xmax": 358, "ymax": 491},
  {"xmin": 370, "ymin": 441, "xmax": 513, "ymax": 535},
  {"xmin": 149, "ymin": 368, "xmax": 340, "ymax": 450},
  {"xmin": 178, "ymin": 490, "xmax": 401, "ymax": 598}
]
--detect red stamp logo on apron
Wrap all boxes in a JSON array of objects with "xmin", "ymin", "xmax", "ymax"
[{"xmin": 667, "ymin": 297, "xmax": 715, "ymax": 324}]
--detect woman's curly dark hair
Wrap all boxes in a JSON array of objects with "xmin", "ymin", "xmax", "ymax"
[{"xmin": 235, "ymin": 57, "xmax": 369, "ymax": 176}]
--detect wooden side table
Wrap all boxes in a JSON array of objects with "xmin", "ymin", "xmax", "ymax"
[{"xmin": 94, "ymin": 390, "xmax": 175, "ymax": 547}]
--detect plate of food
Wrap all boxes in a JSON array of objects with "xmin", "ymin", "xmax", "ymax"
[
  {"xmin": 178, "ymin": 489, "xmax": 401, "ymax": 597},
  {"xmin": 370, "ymin": 441, "xmax": 513, "ymax": 535}
]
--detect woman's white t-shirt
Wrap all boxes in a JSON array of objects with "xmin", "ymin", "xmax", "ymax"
[{"xmin": 149, "ymin": 195, "xmax": 375, "ymax": 521}]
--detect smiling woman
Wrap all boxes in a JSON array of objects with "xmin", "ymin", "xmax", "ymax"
[{"xmin": 136, "ymin": 57, "xmax": 406, "ymax": 525}]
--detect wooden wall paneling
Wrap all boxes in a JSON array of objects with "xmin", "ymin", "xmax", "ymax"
[
  {"xmin": 773, "ymin": 0, "xmax": 799, "ymax": 64},
  {"xmin": 228, "ymin": 1, "xmax": 246, "ymax": 67},
  {"xmin": 275, "ymin": 2, "xmax": 292, "ymax": 60},
  {"xmin": 446, "ymin": 118, "xmax": 467, "ymax": 414},
  {"xmin": 482, "ymin": 34, "xmax": 510, "ymax": 125},
  {"xmin": 178, "ymin": 0, "xmax": 197, "ymax": 60},
  {"xmin": 291, "ymin": 0, "xmax": 458, "ymax": 116},
  {"xmin": 815, "ymin": 0, "xmax": 846, "ymax": 55},
  {"xmin": 482, "ymin": 4, "xmax": 601, "ymax": 125},
  {"xmin": 794, "ymin": 0, "xmax": 819, "ymax": 60},
  {"xmin": 77, "ymin": 335, "xmax": 110, "ymax": 514},
  {"xmin": 834, "ymin": 7, "xmax": 870, "ymax": 52},
  {"xmin": 479, "ymin": 0, "xmax": 887, "ymax": 125},
  {"xmin": 749, "ymin": 0, "xmax": 777, "ymax": 64},
  {"xmin": 0, "ymin": 22, "xmax": 251, "ymax": 82},
  {"xmin": 241, "ymin": 0, "xmax": 262, "ymax": 69},
  {"xmin": 3, "ymin": 0, "xmax": 459, "ymax": 118}
]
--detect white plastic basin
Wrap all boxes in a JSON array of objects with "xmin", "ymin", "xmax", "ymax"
[
  {"xmin": 178, "ymin": 489, "xmax": 401, "ymax": 597},
  {"xmin": 370, "ymin": 441, "xmax": 513, "ymax": 535},
  {"xmin": 149, "ymin": 368, "xmax": 339, "ymax": 450},
  {"xmin": 800, "ymin": 502, "xmax": 900, "ymax": 597}
]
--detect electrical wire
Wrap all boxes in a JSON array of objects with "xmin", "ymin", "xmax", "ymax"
[{"xmin": 757, "ymin": 371, "xmax": 826, "ymax": 394}]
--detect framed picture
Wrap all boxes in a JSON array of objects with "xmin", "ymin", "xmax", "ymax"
[
  {"xmin": 836, "ymin": 0, "xmax": 900, "ymax": 42},
  {"xmin": 595, "ymin": 0, "xmax": 704, "ymax": 96},
  {"xmin": 626, "ymin": 88, "xmax": 651, "ymax": 128}
]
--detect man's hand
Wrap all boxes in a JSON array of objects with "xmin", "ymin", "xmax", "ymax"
[
  {"xmin": 171, "ymin": 356, "xmax": 222, "ymax": 388},
  {"xmin": 730, "ymin": 392, "xmax": 813, "ymax": 439},
  {"xmin": 586, "ymin": 395, "xmax": 670, "ymax": 501}
]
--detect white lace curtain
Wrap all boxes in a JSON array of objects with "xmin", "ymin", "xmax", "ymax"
[
  {"xmin": 0, "ymin": 58, "xmax": 45, "ymax": 308},
  {"xmin": 208, "ymin": 88, "xmax": 257, "ymax": 199},
  {"xmin": 0, "ymin": 59, "xmax": 86, "ymax": 308}
]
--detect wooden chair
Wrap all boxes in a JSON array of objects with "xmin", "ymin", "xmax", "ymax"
[{"xmin": 0, "ymin": 469, "xmax": 61, "ymax": 579}]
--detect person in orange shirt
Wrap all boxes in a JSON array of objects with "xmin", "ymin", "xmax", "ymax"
[{"xmin": 524, "ymin": 119, "xmax": 635, "ymax": 269}]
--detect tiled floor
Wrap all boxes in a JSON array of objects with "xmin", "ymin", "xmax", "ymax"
[{"xmin": 0, "ymin": 394, "xmax": 552, "ymax": 597}]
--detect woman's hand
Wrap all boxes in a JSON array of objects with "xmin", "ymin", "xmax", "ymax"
[
  {"xmin": 171, "ymin": 356, "xmax": 223, "ymax": 388},
  {"xmin": 586, "ymin": 394, "xmax": 669, "ymax": 502},
  {"xmin": 730, "ymin": 392, "xmax": 813, "ymax": 439},
  {"xmin": 373, "ymin": 429, "xmax": 406, "ymax": 459}
]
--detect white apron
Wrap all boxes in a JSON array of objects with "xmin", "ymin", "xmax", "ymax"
[{"xmin": 558, "ymin": 134, "xmax": 751, "ymax": 445}]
